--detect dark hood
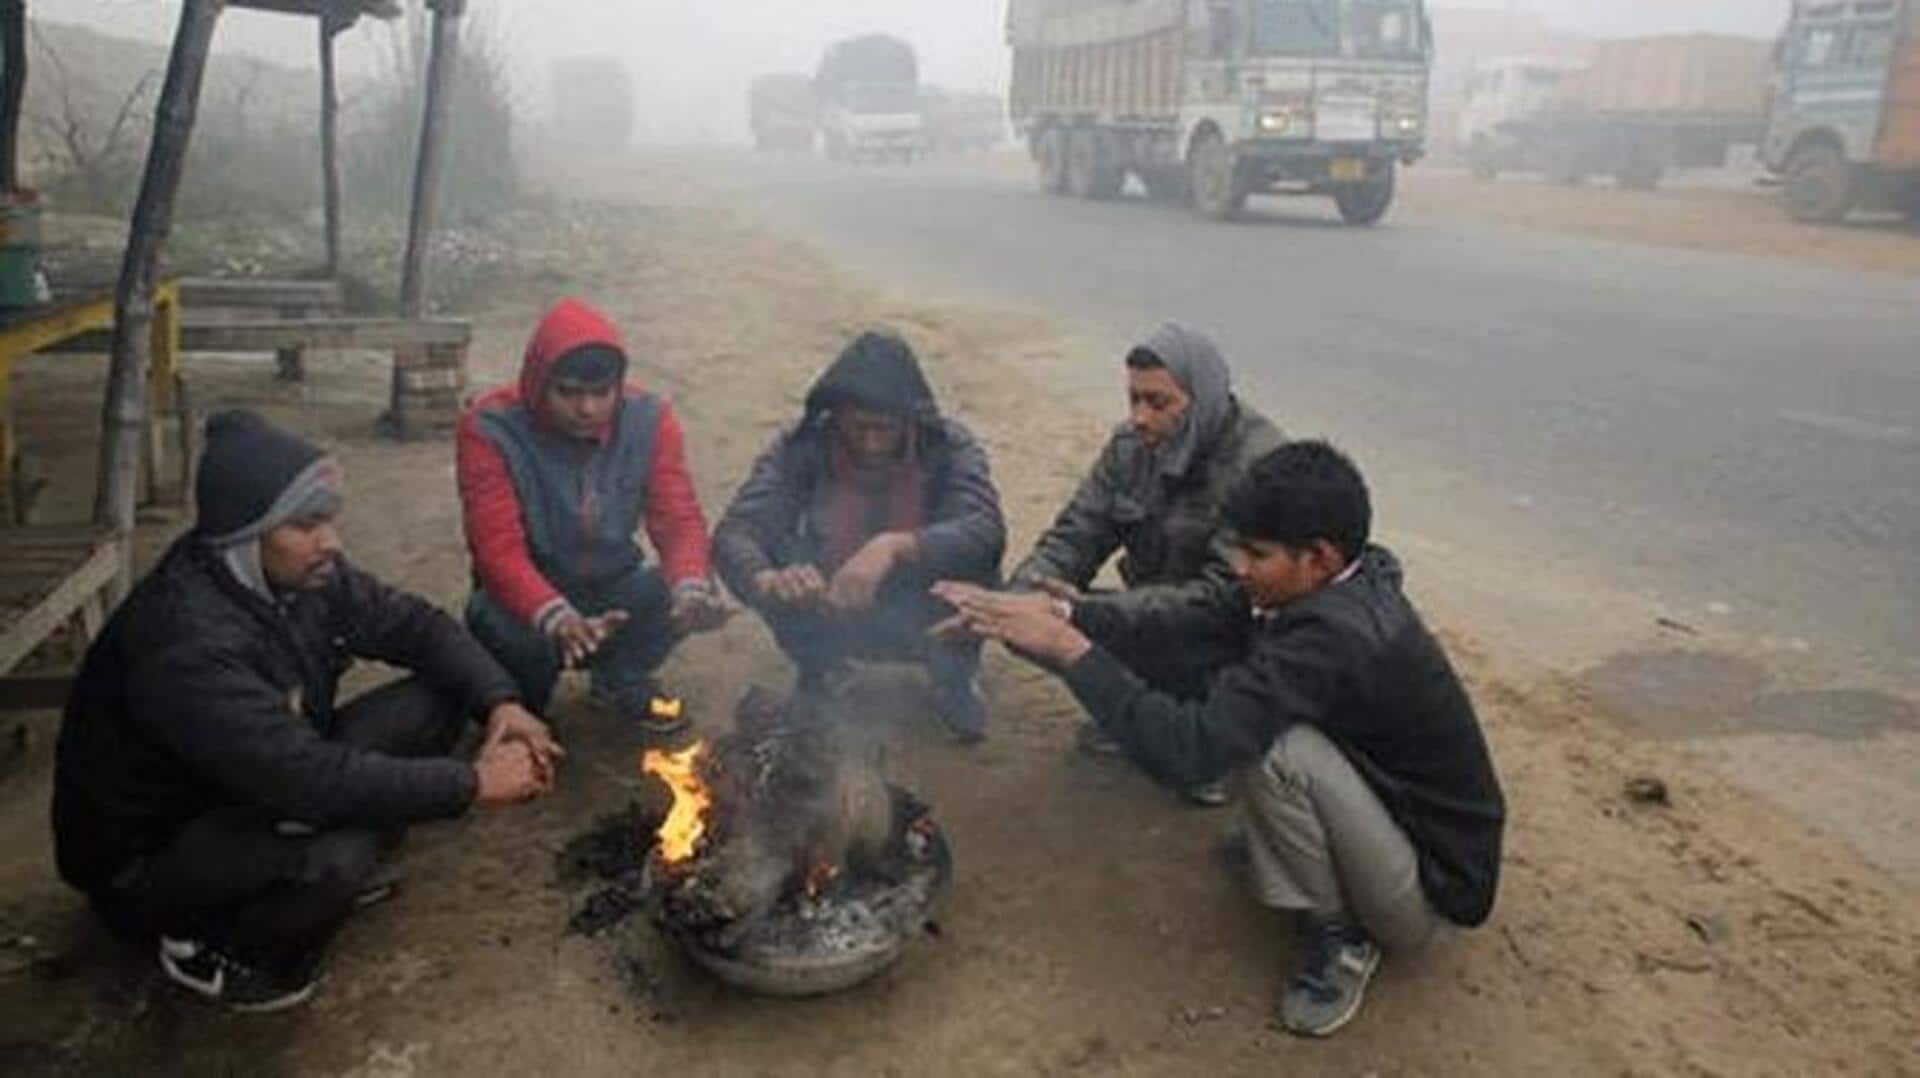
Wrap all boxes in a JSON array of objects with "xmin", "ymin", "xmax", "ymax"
[
  {"xmin": 803, "ymin": 330, "xmax": 940, "ymax": 424},
  {"xmin": 1134, "ymin": 322, "xmax": 1233, "ymax": 480}
]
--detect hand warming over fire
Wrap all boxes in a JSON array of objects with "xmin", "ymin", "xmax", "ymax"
[
  {"xmin": 754, "ymin": 564, "xmax": 829, "ymax": 607},
  {"xmin": 828, "ymin": 532, "xmax": 916, "ymax": 613},
  {"xmin": 484, "ymin": 702, "xmax": 563, "ymax": 772},
  {"xmin": 931, "ymin": 581, "xmax": 1092, "ymax": 667},
  {"xmin": 473, "ymin": 739, "xmax": 550, "ymax": 806},
  {"xmin": 669, "ymin": 581, "xmax": 734, "ymax": 636},
  {"xmin": 552, "ymin": 610, "xmax": 629, "ymax": 668}
]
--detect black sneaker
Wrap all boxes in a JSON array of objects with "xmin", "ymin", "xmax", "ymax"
[
  {"xmin": 1183, "ymin": 780, "xmax": 1231, "ymax": 808},
  {"xmin": 931, "ymin": 676, "xmax": 989, "ymax": 745},
  {"xmin": 1074, "ymin": 721, "xmax": 1125, "ymax": 757},
  {"xmin": 1278, "ymin": 916, "xmax": 1381, "ymax": 1037},
  {"xmin": 159, "ymin": 936, "xmax": 316, "ymax": 1014},
  {"xmin": 354, "ymin": 865, "xmax": 402, "ymax": 910}
]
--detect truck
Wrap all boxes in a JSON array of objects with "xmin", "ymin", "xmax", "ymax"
[
  {"xmin": 1006, "ymin": 0, "xmax": 1434, "ymax": 225},
  {"xmin": 814, "ymin": 34, "xmax": 924, "ymax": 163},
  {"xmin": 749, "ymin": 74, "xmax": 818, "ymax": 153},
  {"xmin": 1458, "ymin": 36, "xmax": 1772, "ymax": 190},
  {"xmin": 921, "ymin": 88, "xmax": 1009, "ymax": 155},
  {"xmin": 1764, "ymin": 0, "xmax": 1920, "ymax": 223}
]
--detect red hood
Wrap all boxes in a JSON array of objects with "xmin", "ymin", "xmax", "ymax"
[{"xmin": 518, "ymin": 298, "xmax": 629, "ymax": 411}]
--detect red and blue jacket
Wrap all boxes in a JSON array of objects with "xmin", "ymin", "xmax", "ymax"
[{"xmin": 456, "ymin": 299, "xmax": 711, "ymax": 632}]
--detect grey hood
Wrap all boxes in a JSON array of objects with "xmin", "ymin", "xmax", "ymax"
[{"xmin": 1133, "ymin": 322, "xmax": 1234, "ymax": 480}]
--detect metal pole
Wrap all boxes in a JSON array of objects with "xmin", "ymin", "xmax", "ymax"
[
  {"xmin": 396, "ymin": 0, "xmax": 465, "ymax": 319},
  {"xmin": 319, "ymin": 14, "xmax": 344, "ymax": 278},
  {"xmin": 0, "ymin": 0, "xmax": 25, "ymax": 194}
]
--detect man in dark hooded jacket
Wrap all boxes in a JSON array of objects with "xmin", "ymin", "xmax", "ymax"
[
  {"xmin": 712, "ymin": 330, "xmax": 1006, "ymax": 741},
  {"xmin": 457, "ymin": 298, "xmax": 729, "ymax": 733},
  {"xmin": 1010, "ymin": 323, "xmax": 1284, "ymax": 801},
  {"xmin": 55, "ymin": 411, "xmax": 554, "ymax": 1013}
]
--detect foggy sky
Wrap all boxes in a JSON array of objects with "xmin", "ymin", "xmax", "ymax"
[{"xmin": 45, "ymin": 1, "xmax": 1791, "ymax": 141}]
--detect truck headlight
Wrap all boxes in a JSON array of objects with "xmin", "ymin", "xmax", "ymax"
[
  {"xmin": 1258, "ymin": 107, "xmax": 1312, "ymax": 136},
  {"xmin": 1388, "ymin": 113, "xmax": 1423, "ymax": 136}
]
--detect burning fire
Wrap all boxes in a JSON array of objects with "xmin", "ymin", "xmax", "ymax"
[
  {"xmin": 803, "ymin": 859, "xmax": 842, "ymax": 901},
  {"xmin": 642, "ymin": 742, "xmax": 712, "ymax": 864}
]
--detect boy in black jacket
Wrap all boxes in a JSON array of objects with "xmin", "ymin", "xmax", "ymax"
[
  {"xmin": 937, "ymin": 440, "xmax": 1504, "ymax": 1037},
  {"xmin": 54, "ymin": 412, "xmax": 557, "ymax": 1013}
]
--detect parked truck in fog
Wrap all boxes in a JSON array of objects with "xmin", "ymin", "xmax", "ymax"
[
  {"xmin": 815, "ymin": 34, "xmax": 924, "ymax": 163},
  {"xmin": 1458, "ymin": 36, "xmax": 1772, "ymax": 189},
  {"xmin": 1765, "ymin": 0, "xmax": 1920, "ymax": 223},
  {"xmin": 1006, "ymin": 0, "xmax": 1434, "ymax": 224},
  {"xmin": 749, "ymin": 74, "xmax": 818, "ymax": 153}
]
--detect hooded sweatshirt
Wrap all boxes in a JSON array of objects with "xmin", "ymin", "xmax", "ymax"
[
  {"xmin": 456, "ymin": 299, "xmax": 711, "ymax": 631},
  {"xmin": 1011, "ymin": 323, "xmax": 1284, "ymax": 616},
  {"xmin": 711, "ymin": 332, "xmax": 1005, "ymax": 602}
]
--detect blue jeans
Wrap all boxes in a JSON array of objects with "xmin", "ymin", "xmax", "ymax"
[{"xmin": 465, "ymin": 565, "xmax": 676, "ymax": 713}]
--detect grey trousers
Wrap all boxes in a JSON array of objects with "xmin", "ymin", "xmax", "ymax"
[{"xmin": 1236, "ymin": 723, "xmax": 1441, "ymax": 952}]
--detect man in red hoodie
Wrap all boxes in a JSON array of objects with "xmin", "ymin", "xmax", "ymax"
[{"xmin": 457, "ymin": 299, "xmax": 728, "ymax": 732}]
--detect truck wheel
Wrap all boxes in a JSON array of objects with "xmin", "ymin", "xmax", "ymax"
[
  {"xmin": 1785, "ymin": 141, "xmax": 1856, "ymax": 224},
  {"xmin": 1334, "ymin": 162, "xmax": 1396, "ymax": 226},
  {"xmin": 1037, "ymin": 129, "xmax": 1070, "ymax": 195},
  {"xmin": 1189, "ymin": 131, "xmax": 1247, "ymax": 220}
]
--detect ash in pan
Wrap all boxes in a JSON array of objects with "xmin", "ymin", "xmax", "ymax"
[{"xmin": 643, "ymin": 687, "xmax": 952, "ymax": 995}]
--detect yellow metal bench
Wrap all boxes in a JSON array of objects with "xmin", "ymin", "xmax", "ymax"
[{"xmin": 0, "ymin": 279, "xmax": 185, "ymax": 523}]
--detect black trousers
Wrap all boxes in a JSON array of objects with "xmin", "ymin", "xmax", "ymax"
[{"xmin": 90, "ymin": 678, "xmax": 466, "ymax": 972}]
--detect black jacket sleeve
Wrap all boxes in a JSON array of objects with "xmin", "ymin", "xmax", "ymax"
[
  {"xmin": 330, "ymin": 562, "xmax": 519, "ymax": 718},
  {"xmin": 711, "ymin": 430, "xmax": 805, "ymax": 605},
  {"xmin": 1061, "ymin": 612, "xmax": 1350, "ymax": 789},
  {"xmin": 915, "ymin": 421, "xmax": 1006, "ymax": 580},
  {"xmin": 128, "ymin": 636, "xmax": 478, "ymax": 827},
  {"xmin": 1009, "ymin": 435, "xmax": 1126, "ymax": 591}
]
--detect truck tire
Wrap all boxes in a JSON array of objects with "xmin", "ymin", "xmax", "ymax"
[
  {"xmin": 1784, "ymin": 141, "xmax": 1855, "ymax": 224},
  {"xmin": 1037, "ymin": 129, "xmax": 1070, "ymax": 195},
  {"xmin": 1066, "ymin": 129, "xmax": 1124, "ymax": 200},
  {"xmin": 1189, "ymin": 131, "xmax": 1247, "ymax": 220},
  {"xmin": 1334, "ymin": 162, "xmax": 1396, "ymax": 226}
]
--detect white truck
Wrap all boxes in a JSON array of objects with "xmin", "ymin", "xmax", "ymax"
[
  {"xmin": 815, "ymin": 34, "xmax": 925, "ymax": 164},
  {"xmin": 1007, "ymin": 0, "xmax": 1434, "ymax": 224}
]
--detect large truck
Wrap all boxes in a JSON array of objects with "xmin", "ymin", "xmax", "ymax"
[
  {"xmin": 815, "ymin": 34, "xmax": 925, "ymax": 163},
  {"xmin": 921, "ymin": 88, "xmax": 1010, "ymax": 154},
  {"xmin": 749, "ymin": 74, "xmax": 818, "ymax": 153},
  {"xmin": 1458, "ymin": 36, "xmax": 1772, "ymax": 189},
  {"xmin": 1764, "ymin": 0, "xmax": 1920, "ymax": 223},
  {"xmin": 1006, "ymin": 0, "xmax": 1434, "ymax": 224}
]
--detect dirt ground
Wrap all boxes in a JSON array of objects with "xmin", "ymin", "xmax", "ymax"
[{"xmin": 0, "ymin": 184, "xmax": 1916, "ymax": 1077}]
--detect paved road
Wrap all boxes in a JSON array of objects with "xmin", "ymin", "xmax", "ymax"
[{"xmin": 722, "ymin": 154, "xmax": 1920, "ymax": 873}]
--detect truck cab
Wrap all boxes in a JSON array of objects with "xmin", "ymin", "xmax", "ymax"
[
  {"xmin": 1765, "ymin": 0, "xmax": 1920, "ymax": 221},
  {"xmin": 821, "ymin": 82, "xmax": 925, "ymax": 163},
  {"xmin": 1457, "ymin": 57, "xmax": 1586, "ymax": 179},
  {"xmin": 1183, "ymin": 0, "xmax": 1434, "ymax": 220}
]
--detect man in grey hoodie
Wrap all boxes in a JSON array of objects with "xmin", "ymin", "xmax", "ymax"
[{"xmin": 1009, "ymin": 323, "xmax": 1284, "ymax": 803}]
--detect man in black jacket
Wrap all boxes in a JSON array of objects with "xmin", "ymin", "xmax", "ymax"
[
  {"xmin": 711, "ymin": 330, "xmax": 1006, "ymax": 742},
  {"xmin": 1009, "ymin": 323, "xmax": 1284, "ymax": 805},
  {"xmin": 937, "ymin": 441, "xmax": 1505, "ymax": 1037},
  {"xmin": 54, "ymin": 411, "xmax": 556, "ymax": 1013}
]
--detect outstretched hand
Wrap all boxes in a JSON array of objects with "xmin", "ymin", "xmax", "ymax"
[
  {"xmin": 669, "ymin": 583, "xmax": 734, "ymax": 636},
  {"xmin": 930, "ymin": 581, "xmax": 1092, "ymax": 667},
  {"xmin": 552, "ymin": 610, "xmax": 629, "ymax": 668}
]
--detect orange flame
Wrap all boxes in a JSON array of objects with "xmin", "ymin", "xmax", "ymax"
[
  {"xmin": 803, "ymin": 859, "xmax": 841, "ymax": 901},
  {"xmin": 642, "ymin": 742, "xmax": 711, "ymax": 864}
]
